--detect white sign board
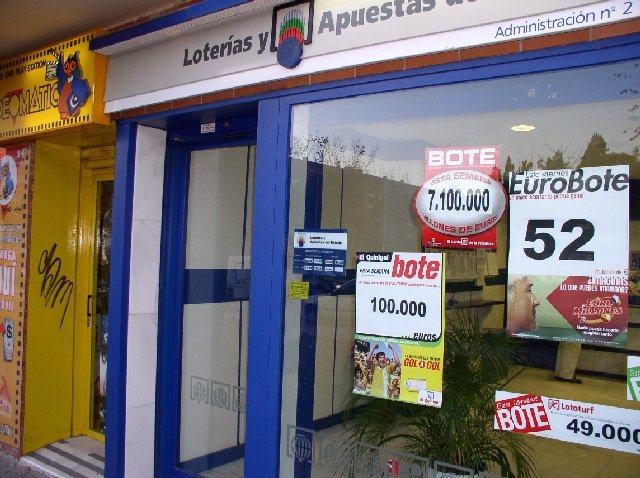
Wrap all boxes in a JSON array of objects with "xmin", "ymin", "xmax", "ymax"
[
  {"xmin": 495, "ymin": 391, "xmax": 640, "ymax": 455},
  {"xmin": 356, "ymin": 251, "xmax": 444, "ymax": 341},
  {"xmin": 102, "ymin": 0, "xmax": 640, "ymax": 111}
]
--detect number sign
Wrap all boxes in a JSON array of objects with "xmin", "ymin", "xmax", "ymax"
[{"xmin": 506, "ymin": 166, "xmax": 629, "ymax": 345}]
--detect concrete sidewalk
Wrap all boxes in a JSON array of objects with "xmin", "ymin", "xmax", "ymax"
[{"xmin": 0, "ymin": 451, "xmax": 50, "ymax": 477}]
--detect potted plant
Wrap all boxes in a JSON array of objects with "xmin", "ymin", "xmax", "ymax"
[{"xmin": 344, "ymin": 312, "xmax": 537, "ymax": 478}]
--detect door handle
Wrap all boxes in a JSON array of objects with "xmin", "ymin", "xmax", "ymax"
[{"xmin": 87, "ymin": 294, "xmax": 92, "ymax": 327}]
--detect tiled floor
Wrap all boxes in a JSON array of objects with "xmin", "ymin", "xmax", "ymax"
[
  {"xmin": 20, "ymin": 436, "xmax": 104, "ymax": 478},
  {"xmin": 16, "ymin": 370, "xmax": 640, "ymax": 478}
]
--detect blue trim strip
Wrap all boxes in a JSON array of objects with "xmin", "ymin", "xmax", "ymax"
[
  {"xmin": 244, "ymin": 98, "xmax": 287, "ymax": 478},
  {"xmin": 180, "ymin": 444, "xmax": 245, "ymax": 474},
  {"xmin": 294, "ymin": 158, "xmax": 324, "ymax": 478},
  {"xmin": 104, "ymin": 123, "xmax": 137, "ymax": 478},
  {"xmin": 90, "ymin": 0, "xmax": 251, "ymax": 52},
  {"xmin": 156, "ymin": 142, "xmax": 190, "ymax": 477}
]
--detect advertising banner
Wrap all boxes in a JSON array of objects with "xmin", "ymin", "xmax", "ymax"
[
  {"xmin": 506, "ymin": 166, "xmax": 629, "ymax": 345},
  {"xmin": 354, "ymin": 252, "xmax": 445, "ymax": 407},
  {"xmin": 293, "ymin": 229, "xmax": 347, "ymax": 276},
  {"xmin": 495, "ymin": 391, "xmax": 640, "ymax": 455},
  {"xmin": 415, "ymin": 146, "xmax": 507, "ymax": 249},
  {"xmin": 0, "ymin": 145, "xmax": 32, "ymax": 448},
  {"xmin": 0, "ymin": 32, "xmax": 108, "ymax": 142}
]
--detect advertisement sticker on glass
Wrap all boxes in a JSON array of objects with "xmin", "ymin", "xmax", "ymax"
[
  {"xmin": 495, "ymin": 391, "xmax": 640, "ymax": 455},
  {"xmin": 354, "ymin": 252, "xmax": 445, "ymax": 407},
  {"xmin": 293, "ymin": 229, "xmax": 347, "ymax": 276},
  {"xmin": 415, "ymin": 145, "xmax": 507, "ymax": 250},
  {"xmin": 506, "ymin": 165, "xmax": 629, "ymax": 346},
  {"xmin": 629, "ymin": 356, "xmax": 640, "ymax": 401}
]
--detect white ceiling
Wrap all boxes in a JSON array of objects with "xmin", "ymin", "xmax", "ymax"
[{"xmin": 0, "ymin": 0, "xmax": 182, "ymax": 61}]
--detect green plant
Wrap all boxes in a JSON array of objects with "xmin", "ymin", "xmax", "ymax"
[{"xmin": 344, "ymin": 313, "xmax": 537, "ymax": 478}]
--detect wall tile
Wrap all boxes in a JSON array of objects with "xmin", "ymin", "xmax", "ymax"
[{"xmin": 128, "ymin": 219, "xmax": 161, "ymax": 315}]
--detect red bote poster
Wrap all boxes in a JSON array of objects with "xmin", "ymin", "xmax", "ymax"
[
  {"xmin": 415, "ymin": 146, "xmax": 507, "ymax": 249},
  {"xmin": 506, "ymin": 166, "xmax": 629, "ymax": 346},
  {"xmin": 0, "ymin": 144, "xmax": 31, "ymax": 448}
]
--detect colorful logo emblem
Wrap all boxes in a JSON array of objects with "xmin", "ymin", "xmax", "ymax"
[{"xmin": 271, "ymin": 1, "xmax": 314, "ymax": 69}]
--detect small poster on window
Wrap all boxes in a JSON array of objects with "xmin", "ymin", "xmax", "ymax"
[
  {"xmin": 506, "ymin": 166, "xmax": 630, "ymax": 346},
  {"xmin": 293, "ymin": 229, "xmax": 347, "ymax": 276},
  {"xmin": 353, "ymin": 252, "xmax": 445, "ymax": 407},
  {"xmin": 628, "ymin": 356, "xmax": 640, "ymax": 401}
]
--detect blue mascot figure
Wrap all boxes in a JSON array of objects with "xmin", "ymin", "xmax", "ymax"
[{"xmin": 57, "ymin": 51, "xmax": 91, "ymax": 119}]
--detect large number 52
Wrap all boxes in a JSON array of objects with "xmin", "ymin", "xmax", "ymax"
[{"xmin": 523, "ymin": 219, "xmax": 595, "ymax": 261}]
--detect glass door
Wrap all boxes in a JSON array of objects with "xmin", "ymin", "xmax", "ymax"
[
  {"xmin": 177, "ymin": 145, "xmax": 255, "ymax": 477},
  {"xmin": 74, "ymin": 168, "xmax": 113, "ymax": 440},
  {"xmin": 90, "ymin": 179, "xmax": 113, "ymax": 433}
]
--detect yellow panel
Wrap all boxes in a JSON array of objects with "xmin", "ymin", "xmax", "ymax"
[
  {"xmin": 0, "ymin": 31, "xmax": 109, "ymax": 144},
  {"xmin": 22, "ymin": 141, "xmax": 81, "ymax": 453}
]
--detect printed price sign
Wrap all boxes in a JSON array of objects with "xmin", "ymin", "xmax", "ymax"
[
  {"xmin": 496, "ymin": 391, "xmax": 640, "ymax": 455},
  {"xmin": 356, "ymin": 252, "xmax": 444, "ymax": 341},
  {"xmin": 506, "ymin": 166, "xmax": 629, "ymax": 345},
  {"xmin": 353, "ymin": 252, "xmax": 446, "ymax": 407}
]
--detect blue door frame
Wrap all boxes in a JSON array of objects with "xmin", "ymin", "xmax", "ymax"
[{"xmin": 104, "ymin": 32, "xmax": 640, "ymax": 478}]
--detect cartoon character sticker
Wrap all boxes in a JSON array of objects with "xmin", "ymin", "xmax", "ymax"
[
  {"xmin": 56, "ymin": 51, "xmax": 91, "ymax": 119},
  {"xmin": 0, "ymin": 155, "xmax": 17, "ymax": 206}
]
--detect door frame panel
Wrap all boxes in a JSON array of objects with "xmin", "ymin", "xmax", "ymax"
[{"xmin": 156, "ymin": 136, "xmax": 257, "ymax": 478}]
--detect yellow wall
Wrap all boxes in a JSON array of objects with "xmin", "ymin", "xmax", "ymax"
[{"xmin": 22, "ymin": 141, "xmax": 80, "ymax": 452}]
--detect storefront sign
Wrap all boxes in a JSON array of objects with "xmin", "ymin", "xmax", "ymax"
[
  {"xmin": 293, "ymin": 229, "xmax": 347, "ymax": 276},
  {"xmin": 506, "ymin": 166, "xmax": 629, "ymax": 346},
  {"xmin": 415, "ymin": 145, "xmax": 506, "ymax": 249},
  {"xmin": 100, "ymin": 0, "xmax": 640, "ymax": 111},
  {"xmin": 629, "ymin": 356, "xmax": 640, "ymax": 401},
  {"xmin": 354, "ymin": 252, "xmax": 445, "ymax": 407},
  {"xmin": 0, "ymin": 145, "xmax": 32, "ymax": 449},
  {"xmin": 0, "ymin": 32, "xmax": 108, "ymax": 142},
  {"xmin": 495, "ymin": 391, "xmax": 640, "ymax": 455}
]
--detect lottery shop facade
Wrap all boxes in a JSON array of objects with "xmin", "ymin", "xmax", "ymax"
[{"xmin": 92, "ymin": 1, "xmax": 640, "ymax": 477}]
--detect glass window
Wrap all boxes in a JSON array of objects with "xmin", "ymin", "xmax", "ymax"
[{"xmin": 280, "ymin": 59, "xmax": 640, "ymax": 477}]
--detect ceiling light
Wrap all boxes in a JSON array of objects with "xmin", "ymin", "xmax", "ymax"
[{"xmin": 511, "ymin": 124, "xmax": 535, "ymax": 132}]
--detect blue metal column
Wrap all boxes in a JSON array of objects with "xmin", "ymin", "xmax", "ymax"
[{"xmin": 104, "ymin": 122, "xmax": 137, "ymax": 478}]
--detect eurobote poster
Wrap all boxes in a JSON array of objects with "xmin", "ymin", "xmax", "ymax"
[
  {"xmin": 353, "ymin": 252, "xmax": 445, "ymax": 407},
  {"xmin": 506, "ymin": 166, "xmax": 629, "ymax": 346}
]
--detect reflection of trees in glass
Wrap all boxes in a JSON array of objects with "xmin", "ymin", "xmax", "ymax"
[
  {"xmin": 579, "ymin": 132, "xmax": 640, "ymax": 177},
  {"xmin": 537, "ymin": 148, "xmax": 573, "ymax": 170},
  {"xmin": 504, "ymin": 132, "xmax": 640, "ymax": 177},
  {"xmin": 291, "ymin": 131, "xmax": 379, "ymax": 174}
]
